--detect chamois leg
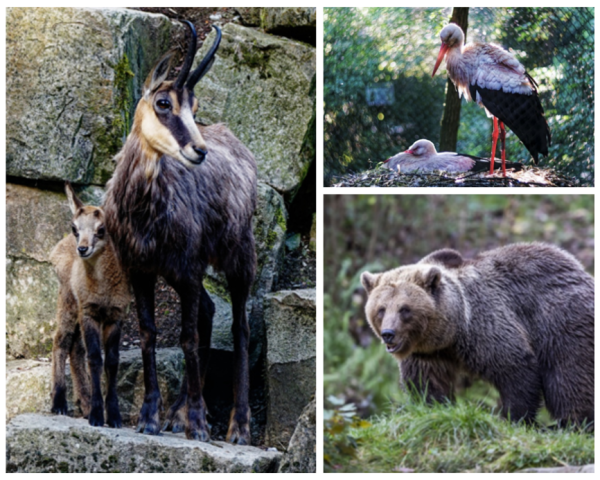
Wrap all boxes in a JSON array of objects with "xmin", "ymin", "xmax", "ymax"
[
  {"xmin": 51, "ymin": 329, "xmax": 74, "ymax": 415},
  {"xmin": 175, "ymin": 282, "xmax": 210, "ymax": 441},
  {"xmin": 163, "ymin": 286, "xmax": 214, "ymax": 434},
  {"xmin": 69, "ymin": 326, "xmax": 91, "ymax": 417},
  {"xmin": 81, "ymin": 311, "xmax": 104, "ymax": 427},
  {"xmin": 226, "ymin": 272, "xmax": 253, "ymax": 445},
  {"xmin": 131, "ymin": 271, "xmax": 162, "ymax": 435},
  {"xmin": 103, "ymin": 315, "xmax": 122, "ymax": 428},
  {"xmin": 51, "ymin": 288, "xmax": 79, "ymax": 415}
]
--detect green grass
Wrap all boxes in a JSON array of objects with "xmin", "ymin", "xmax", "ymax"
[{"xmin": 325, "ymin": 394, "xmax": 594, "ymax": 473}]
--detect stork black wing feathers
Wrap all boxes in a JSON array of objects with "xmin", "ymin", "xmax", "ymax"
[
  {"xmin": 469, "ymin": 83, "xmax": 551, "ymax": 164},
  {"xmin": 452, "ymin": 152, "xmax": 523, "ymax": 173},
  {"xmin": 469, "ymin": 158, "xmax": 523, "ymax": 173}
]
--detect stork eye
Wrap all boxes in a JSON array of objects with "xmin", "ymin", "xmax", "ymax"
[
  {"xmin": 71, "ymin": 224, "xmax": 79, "ymax": 237},
  {"xmin": 156, "ymin": 98, "xmax": 171, "ymax": 111}
]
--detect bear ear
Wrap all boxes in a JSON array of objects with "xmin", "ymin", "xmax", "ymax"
[
  {"xmin": 421, "ymin": 249, "xmax": 464, "ymax": 269},
  {"xmin": 424, "ymin": 267, "xmax": 442, "ymax": 293},
  {"xmin": 361, "ymin": 271, "xmax": 379, "ymax": 294}
]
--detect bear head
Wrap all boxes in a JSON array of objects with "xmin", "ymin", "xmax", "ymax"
[{"xmin": 361, "ymin": 265, "xmax": 455, "ymax": 359}]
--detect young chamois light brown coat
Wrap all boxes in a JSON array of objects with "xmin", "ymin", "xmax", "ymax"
[{"xmin": 50, "ymin": 183, "xmax": 129, "ymax": 427}]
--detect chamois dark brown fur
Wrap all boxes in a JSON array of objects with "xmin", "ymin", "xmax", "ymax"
[
  {"xmin": 50, "ymin": 183, "xmax": 130, "ymax": 427},
  {"xmin": 104, "ymin": 21, "xmax": 257, "ymax": 444}
]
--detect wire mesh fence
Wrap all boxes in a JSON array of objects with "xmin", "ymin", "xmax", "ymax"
[{"xmin": 324, "ymin": 7, "xmax": 594, "ymax": 185}]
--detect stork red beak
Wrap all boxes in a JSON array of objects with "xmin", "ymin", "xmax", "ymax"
[
  {"xmin": 432, "ymin": 43, "xmax": 450, "ymax": 77},
  {"xmin": 404, "ymin": 149, "xmax": 414, "ymax": 155},
  {"xmin": 383, "ymin": 158, "xmax": 390, "ymax": 163}
]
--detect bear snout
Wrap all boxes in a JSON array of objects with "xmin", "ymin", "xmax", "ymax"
[{"xmin": 381, "ymin": 329, "xmax": 396, "ymax": 344}]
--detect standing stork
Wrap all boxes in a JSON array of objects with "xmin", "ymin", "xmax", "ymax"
[{"xmin": 432, "ymin": 23, "xmax": 551, "ymax": 176}]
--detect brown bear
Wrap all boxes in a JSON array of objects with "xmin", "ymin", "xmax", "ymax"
[{"xmin": 361, "ymin": 243, "xmax": 594, "ymax": 428}]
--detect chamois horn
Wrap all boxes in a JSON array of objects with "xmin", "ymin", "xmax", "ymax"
[
  {"xmin": 174, "ymin": 20, "xmax": 198, "ymax": 90},
  {"xmin": 186, "ymin": 25, "xmax": 222, "ymax": 89}
]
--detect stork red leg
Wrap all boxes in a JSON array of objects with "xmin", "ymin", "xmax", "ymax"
[
  {"xmin": 499, "ymin": 121, "xmax": 506, "ymax": 177},
  {"xmin": 490, "ymin": 117, "xmax": 499, "ymax": 174}
]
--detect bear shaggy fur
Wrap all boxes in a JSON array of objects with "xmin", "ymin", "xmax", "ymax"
[{"xmin": 361, "ymin": 243, "xmax": 594, "ymax": 427}]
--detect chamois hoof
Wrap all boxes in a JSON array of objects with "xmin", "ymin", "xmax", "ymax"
[
  {"xmin": 51, "ymin": 401, "xmax": 69, "ymax": 416},
  {"xmin": 226, "ymin": 427, "xmax": 250, "ymax": 445},
  {"xmin": 187, "ymin": 427, "xmax": 210, "ymax": 442},
  {"xmin": 136, "ymin": 396, "xmax": 162, "ymax": 435},
  {"xmin": 162, "ymin": 404, "xmax": 186, "ymax": 433},
  {"xmin": 106, "ymin": 410, "xmax": 122, "ymax": 428},
  {"xmin": 88, "ymin": 407, "xmax": 105, "ymax": 427},
  {"xmin": 227, "ymin": 407, "xmax": 251, "ymax": 445},
  {"xmin": 51, "ymin": 387, "xmax": 69, "ymax": 415},
  {"xmin": 162, "ymin": 420, "xmax": 186, "ymax": 434},
  {"xmin": 135, "ymin": 421, "xmax": 161, "ymax": 435}
]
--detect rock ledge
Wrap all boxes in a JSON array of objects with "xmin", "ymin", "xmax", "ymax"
[{"xmin": 7, "ymin": 413, "xmax": 281, "ymax": 473}]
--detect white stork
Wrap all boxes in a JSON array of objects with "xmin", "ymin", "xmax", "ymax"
[
  {"xmin": 383, "ymin": 139, "xmax": 522, "ymax": 173},
  {"xmin": 432, "ymin": 23, "xmax": 551, "ymax": 176}
]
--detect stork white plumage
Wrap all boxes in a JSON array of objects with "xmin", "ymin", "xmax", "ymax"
[
  {"xmin": 383, "ymin": 139, "xmax": 523, "ymax": 173},
  {"xmin": 432, "ymin": 23, "xmax": 551, "ymax": 176}
]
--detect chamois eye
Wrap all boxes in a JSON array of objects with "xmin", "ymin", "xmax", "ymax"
[
  {"xmin": 71, "ymin": 225, "xmax": 79, "ymax": 237},
  {"xmin": 156, "ymin": 99, "xmax": 171, "ymax": 111},
  {"xmin": 97, "ymin": 226, "xmax": 106, "ymax": 238}
]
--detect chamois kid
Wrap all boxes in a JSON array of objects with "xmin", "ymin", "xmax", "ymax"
[
  {"xmin": 104, "ymin": 22, "xmax": 257, "ymax": 444},
  {"xmin": 50, "ymin": 183, "xmax": 129, "ymax": 427}
]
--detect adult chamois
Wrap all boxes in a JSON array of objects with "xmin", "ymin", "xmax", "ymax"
[
  {"xmin": 104, "ymin": 21, "xmax": 257, "ymax": 445},
  {"xmin": 50, "ymin": 183, "xmax": 129, "ymax": 427}
]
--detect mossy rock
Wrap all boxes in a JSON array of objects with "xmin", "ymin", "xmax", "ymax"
[{"xmin": 6, "ymin": 7, "xmax": 179, "ymax": 185}]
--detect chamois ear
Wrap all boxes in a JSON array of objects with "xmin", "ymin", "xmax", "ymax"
[
  {"xmin": 424, "ymin": 267, "xmax": 442, "ymax": 293},
  {"xmin": 361, "ymin": 271, "xmax": 380, "ymax": 295},
  {"xmin": 143, "ymin": 50, "xmax": 175, "ymax": 97},
  {"xmin": 65, "ymin": 182, "xmax": 83, "ymax": 215}
]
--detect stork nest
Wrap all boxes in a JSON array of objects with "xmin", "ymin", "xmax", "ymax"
[{"xmin": 330, "ymin": 166, "xmax": 576, "ymax": 188}]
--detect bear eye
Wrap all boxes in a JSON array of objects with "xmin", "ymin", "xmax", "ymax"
[
  {"xmin": 400, "ymin": 306, "xmax": 411, "ymax": 316},
  {"xmin": 377, "ymin": 307, "xmax": 385, "ymax": 319}
]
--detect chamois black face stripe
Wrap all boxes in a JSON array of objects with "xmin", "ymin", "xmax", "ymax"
[
  {"xmin": 155, "ymin": 89, "xmax": 198, "ymax": 149},
  {"xmin": 469, "ymin": 84, "xmax": 551, "ymax": 163}
]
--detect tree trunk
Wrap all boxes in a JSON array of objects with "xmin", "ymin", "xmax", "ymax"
[{"xmin": 439, "ymin": 7, "xmax": 469, "ymax": 152}]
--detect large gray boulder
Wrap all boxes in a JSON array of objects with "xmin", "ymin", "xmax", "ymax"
[
  {"xmin": 6, "ymin": 414, "xmax": 281, "ymax": 473},
  {"xmin": 6, "ymin": 184, "xmax": 70, "ymax": 359},
  {"xmin": 263, "ymin": 289, "xmax": 316, "ymax": 449},
  {"xmin": 194, "ymin": 23, "xmax": 315, "ymax": 197},
  {"xmin": 278, "ymin": 399, "xmax": 316, "ymax": 473},
  {"xmin": 236, "ymin": 7, "xmax": 316, "ymax": 34},
  {"xmin": 6, "ymin": 359, "xmax": 54, "ymax": 421},
  {"xmin": 6, "ymin": 8, "xmax": 181, "ymax": 185}
]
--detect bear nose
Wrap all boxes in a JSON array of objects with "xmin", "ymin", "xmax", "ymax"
[{"xmin": 381, "ymin": 329, "xmax": 396, "ymax": 344}]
